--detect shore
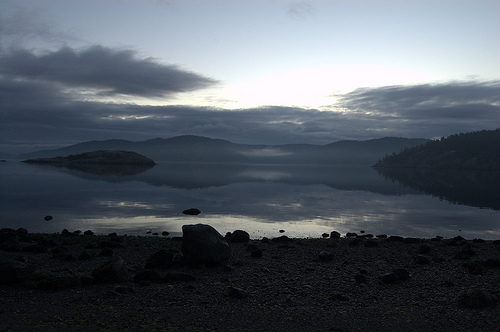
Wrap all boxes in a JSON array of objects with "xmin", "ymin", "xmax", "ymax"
[{"xmin": 1, "ymin": 228, "xmax": 499, "ymax": 331}]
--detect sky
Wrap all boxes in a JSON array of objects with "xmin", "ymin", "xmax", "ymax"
[{"xmin": 0, "ymin": 0, "xmax": 499, "ymax": 153}]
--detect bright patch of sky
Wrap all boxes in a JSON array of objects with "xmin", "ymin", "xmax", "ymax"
[{"xmin": 2, "ymin": 0, "xmax": 498, "ymax": 108}]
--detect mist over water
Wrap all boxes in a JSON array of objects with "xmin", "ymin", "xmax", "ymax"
[{"xmin": 0, "ymin": 161, "xmax": 498, "ymax": 239}]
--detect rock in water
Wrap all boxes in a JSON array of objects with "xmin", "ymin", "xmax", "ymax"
[
  {"xmin": 182, "ymin": 208, "xmax": 201, "ymax": 215},
  {"xmin": 91, "ymin": 256, "xmax": 130, "ymax": 283},
  {"xmin": 182, "ymin": 224, "xmax": 231, "ymax": 265}
]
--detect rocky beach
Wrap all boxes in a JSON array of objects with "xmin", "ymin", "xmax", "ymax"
[{"xmin": 1, "ymin": 226, "xmax": 499, "ymax": 331}]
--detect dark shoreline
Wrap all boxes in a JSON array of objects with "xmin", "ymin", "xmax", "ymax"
[{"xmin": 1, "ymin": 228, "xmax": 499, "ymax": 331}]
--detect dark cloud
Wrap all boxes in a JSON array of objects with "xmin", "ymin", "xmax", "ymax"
[
  {"xmin": 0, "ymin": 46, "xmax": 217, "ymax": 98},
  {"xmin": 336, "ymin": 81, "xmax": 500, "ymax": 138}
]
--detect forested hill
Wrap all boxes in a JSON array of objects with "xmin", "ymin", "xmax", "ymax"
[{"xmin": 373, "ymin": 129, "xmax": 500, "ymax": 170}]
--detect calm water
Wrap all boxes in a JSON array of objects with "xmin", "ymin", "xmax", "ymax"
[{"xmin": 0, "ymin": 161, "xmax": 499, "ymax": 239}]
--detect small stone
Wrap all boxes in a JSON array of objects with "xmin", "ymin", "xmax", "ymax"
[
  {"xmin": 228, "ymin": 286, "xmax": 249, "ymax": 299},
  {"xmin": 78, "ymin": 251, "xmax": 92, "ymax": 260},
  {"xmin": 318, "ymin": 251, "xmax": 333, "ymax": 261},
  {"xmin": 145, "ymin": 250, "xmax": 174, "ymax": 269},
  {"xmin": 182, "ymin": 208, "xmax": 201, "ymax": 215},
  {"xmin": 162, "ymin": 231, "xmax": 170, "ymax": 236},
  {"xmin": 321, "ymin": 233, "xmax": 329, "ymax": 238},
  {"xmin": 44, "ymin": 215, "xmax": 53, "ymax": 221},
  {"xmin": 459, "ymin": 289, "xmax": 498, "ymax": 308},
  {"xmin": 99, "ymin": 247, "xmax": 114, "ymax": 257},
  {"xmin": 364, "ymin": 240, "xmax": 378, "ymax": 247},
  {"xmin": 279, "ymin": 229, "xmax": 285, "ymax": 233},
  {"xmin": 354, "ymin": 274, "xmax": 367, "ymax": 284},
  {"xmin": 418, "ymin": 244, "xmax": 431, "ymax": 254},
  {"xmin": 414, "ymin": 255, "xmax": 431, "ymax": 264},
  {"xmin": 387, "ymin": 235, "xmax": 404, "ymax": 242},
  {"xmin": 250, "ymin": 249, "xmax": 263, "ymax": 258}
]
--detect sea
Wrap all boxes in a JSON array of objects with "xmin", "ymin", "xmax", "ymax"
[{"xmin": 0, "ymin": 161, "xmax": 499, "ymax": 240}]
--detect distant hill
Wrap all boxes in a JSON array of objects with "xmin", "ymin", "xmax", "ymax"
[
  {"xmin": 17, "ymin": 135, "xmax": 429, "ymax": 166},
  {"xmin": 373, "ymin": 129, "xmax": 500, "ymax": 170}
]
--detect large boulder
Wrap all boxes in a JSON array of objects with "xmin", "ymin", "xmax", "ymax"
[
  {"xmin": 0, "ymin": 259, "xmax": 33, "ymax": 285},
  {"xmin": 91, "ymin": 256, "xmax": 130, "ymax": 283},
  {"xmin": 182, "ymin": 224, "xmax": 231, "ymax": 265}
]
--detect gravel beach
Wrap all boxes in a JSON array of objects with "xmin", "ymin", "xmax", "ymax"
[{"xmin": 1, "ymin": 228, "xmax": 499, "ymax": 331}]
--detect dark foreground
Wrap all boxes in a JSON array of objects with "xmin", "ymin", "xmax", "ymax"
[{"xmin": 1, "ymin": 229, "xmax": 499, "ymax": 331}]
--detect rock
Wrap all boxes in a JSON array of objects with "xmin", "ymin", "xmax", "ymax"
[
  {"xmin": 83, "ymin": 230, "xmax": 94, "ymax": 236},
  {"xmin": 44, "ymin": 215, "xmax": 53, "ymax": 221},
  {"xmin": 354, "ymin": 274, "xmax": 367, "ymax": 284},
  {"xmin": 364, "ymin": 240, "xmax": 378, "ymax": 247},
  {"xmin": 376, "ymin": 234, "xmax": 388, "ymax": 239},
  {"xmin": 99, "ymin": 240, "xmax": 123, "ymax": 249},
  {"xmin": 21, "ymin": 244, "xmax": 48, "ymax": 253},
  {"xmin": 133, "ymin": 269, "xmax": 162, "ymax": 283},
  {"xmin": 381, "ymin": 268, "xmax": 410, "ymax": 284},
  {"xmin": 162, "ymin": 231, "xmax": 170, "ymax": 236},
  {"xmin": 321, "ymin": 233, "xmax": 329, "ymax": 238},
  {"xmin": 0, "ymin": 259, "xmax": 33, "ymax": 285},
  {"xmin": 228, "ymin": 230, "xmax": 250, "ymax": 243},
  {"xmin": 144, "ymin": 250, "xmax": 174, "ymax": 269},
  {"xmin": 346, "ymin": 232, "xmax": 357, "ymax": 238},
  {"xmin": 279, "ymin": 230, "xmax": 285, "ymax": 233},
  {"xmin": 403, "ymin": 237, "xmax": 420, "ymax": 244},
  {"xmin": 246, "ymin": 243, "xmax": 259, "ymax": 252},
  {"xmin": 387, "ymin": 235, "xmax": 404, "ymax": 242},
  {"xmin": 418, "ymin": 244, "xmax": 431, "ymax": 254},
  {"xmin": 318, "ymin": 251, "xmax": 333, "ymax": 261},
  {"xmin": 37, "ymin": 276, "xmax": 82, "ymax": 291},
  {"xmin": 114, "ymin": 286, "xmax": 136, "ymax": 295},
  {"xmin": 181, "ymin": 224, "xmax": 231, "ymax": 265},
  {"xmin": 330, "ymin": 231, "xmax": 341, "ymax": 238},
  {"xmin": 466, "ymin": 261, "xmax": 488, "ymax": 275},
  {"xmin": 459, "ymin": 289, "xmax": 498, "ymax": 308},
  {"xmin": 228, "ymin": 286, "xmax": 249, "ymax": 299},
  {"xmin": 271, "ymin": 235, "xmax": 292, "ymax": 243},
  {"xmin": 99, "ymin": 247, "xmax": 114, "ymax": 256},
  {"xmin": 91, "ymin": 256, "xmax": 130, "ymax": 283},
  {"xmin": 78, "ymin": 251, "xmax": 92, "ymax": 260},
  {"xmin": 250, "ymin": 249, "xmax": 263, "ymax": 258},
  {"xmin": 414, "ymin": 255, "xmax": 431, "ymax": 264},
  {"xmin": 0, "ymin": 228, "xmax": 18, "ymax": 244},
  {"xmin": 162, "ymin": 271, "xmax": 197, "ymax": 282},
  {"xmin": 182, "ymin": 208, "xmax": 201, "ymax": 215}
]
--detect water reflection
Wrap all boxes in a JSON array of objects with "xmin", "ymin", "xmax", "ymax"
[
  {"xmin": 375, "ymin": 168, "xmax": 500, "ymax": 210},
  {"xmin": 0, "ymin": 161, "xmax": 498, "ymax": 239}
]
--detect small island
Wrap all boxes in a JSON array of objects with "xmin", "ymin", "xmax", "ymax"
[
  {"xmin": 22, "ymin": 150, "xmax": 156, "ymax": 166},
  {"xmin": 22, "ymin": 150, "xmax": 156, "ymax": 176}
]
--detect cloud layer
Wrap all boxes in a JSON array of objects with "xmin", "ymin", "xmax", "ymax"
[
  {"xmin": 1, "ymin": 46, "xmax": 217, "ymax": 98},
  {"xmin": 0, "ymin": 45, "xmax": 499, "ymax": 153}
]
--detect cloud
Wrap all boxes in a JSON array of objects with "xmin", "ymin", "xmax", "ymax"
[
  {"xmin": 336, "ymin": 81, "xmax": 500, "ymax": 138},
  {"xmin": 0, "ymin": 46, "xmax": 218, "ymax": 98},
  {"xmin": 287, "ymin": 2, "xmax": 315, "ymax": 20},
  {"xmin": 1, "ymin": 61, "xmax": 499, "ymax": 154}
]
